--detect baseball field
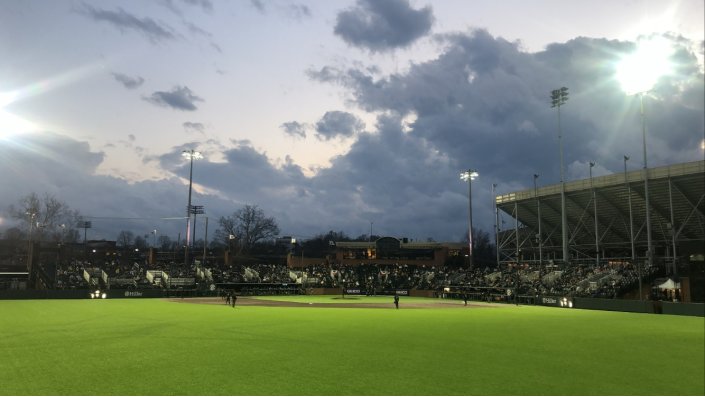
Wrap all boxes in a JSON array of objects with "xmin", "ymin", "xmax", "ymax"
[{"xmin": 0, "ymin": 295, "xmax": 703, "ymax": 395}]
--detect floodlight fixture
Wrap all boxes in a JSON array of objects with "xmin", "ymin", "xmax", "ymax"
[
  {"xmin": 182, "ymin": 150, "xmax": 203, "ymax": 160},
  {"xmin": 616, "ymin": 37, "xmax": 674, "ymax": 95},
  {"xmin": 459, "ymin": 170, "xmax": 479, "ymax": 181},
  {"xmin": 550, "ymin": 87, "xmax": 569, "ymax": 108}
]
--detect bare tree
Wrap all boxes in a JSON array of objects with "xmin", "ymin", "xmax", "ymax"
[
  {"xmin": 217, "ymin": 204, "xmax": 279, "ymax": 254},
  {"xmin": 8, "ymin": 192, "xmax": 82, "ymax": 243},
  {"xmin": 134, "ymin": 235, "xmax": 148, "ymax": 250},
  {"xmin": 158, "ymin": 235, "xmax": 172, "ymax": 251},
  {"xmin": 462, "ymin": 227, "xmax": 496, "ymax": 267},
  {"xmin": 117, "ymin": 230, "xmax": 135, "ymax": 248}
]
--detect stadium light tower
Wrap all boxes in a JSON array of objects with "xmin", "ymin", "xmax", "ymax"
[
  {"xmin": 551, "ymin": 87, "xmax": 569, "ymax": 264},
  {"xmin": 492, "ymin": 183, "xmax": 500, "ymax": 266},
  {"xmin": 624, "ymin": 155, "xmax": 643, "ymax": 300},
  {"xmin": 182, "ymin": 149, "xmax": 203, "ymax": 266},
  {"xmin": 616, "ymin": 36, "xmax": 674, "ymax": 271},
  {"xmin": 589, "ymin": 162, "xmax": 599, "ymax": 267},
  {"xmin": 533, "ymin": 174, "xmax": 542, "ymax": 267},
  {"xmin": 460, "ymin": 169, "xmax": 479, "ymax": 268}
]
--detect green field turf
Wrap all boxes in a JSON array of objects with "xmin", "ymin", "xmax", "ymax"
[{"xmin": 0, "ymin": 297, "xmax": 702, "ymax": 396}]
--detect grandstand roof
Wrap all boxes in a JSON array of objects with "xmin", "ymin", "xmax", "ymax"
[{"xmin": 495, "ymin": 160, "xmax": 704, "ymax": 263}]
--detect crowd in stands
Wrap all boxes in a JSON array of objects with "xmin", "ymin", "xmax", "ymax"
[
  {"xmin": 288, "ymin": 261, "xmax": 658, "ymax": 299},
  {"xmin": 22, "ymin": 256, "xmax": 666, "ymax": 301}
]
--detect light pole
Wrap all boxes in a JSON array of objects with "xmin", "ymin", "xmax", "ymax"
[
  {"xmin": 26, "ymin": 211, "xmax": 36, "ymax": 276},
  {"xmin": 492, "ymin": 183, "xmax": 500, "ymax": 266},
  {"xmin": 624, "ymin": 155, "xmax": 642, "ymax": 300},
  {"xmin": 58, "ymin": 223, "xmax": 66, "ymax": 266},
  {"xmin": 182, "ymin": 149, "xmax": 202, "ymax": 266},
  {"xmin": 533, "ymin": 174, "xmax": 542, "ymax": 268},
  {"xmin": 589, "ymin": 162, "xmax": 599, "ymax": 267},
  {"xmin": 638, "ymin": 93, "xmax": 654, "ymax": 271},
  {"xmin": 202, "ymin": 216, "xmax": 208, "ymax": 267},
  {"xmin": 616, "ymin": 36, "xmax": 673, "ymax": 272},
  {"xmin": 191, "ymin": 205, "xmax": 205, "ymax": 256},
  {"xmin": 460, "ymin": 169, "xmax": 479, "ymax": 268},
  {"xmin": 551, "ymin": 87, "xmax": 569, "ymax": 264}
]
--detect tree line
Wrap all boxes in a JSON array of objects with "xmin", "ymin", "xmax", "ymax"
[{"xmin": 3, "ymin": 192, "xmax": 496, "ymax": 265}]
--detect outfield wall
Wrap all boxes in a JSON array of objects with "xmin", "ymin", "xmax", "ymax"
[
  {"xmin": 661, "ymin": 302, "xmax": 705, "ymax": 317},
  {"xmin": 0, "ymin": 289, "xmax": 89, "ymax": 300},
  {"xmin": 0, "ymin": 289, "xmax": 703, "ymax": 317},
  {"xmin": 573, "ymin": 297, "xmax": 656, "ymax": 314}
]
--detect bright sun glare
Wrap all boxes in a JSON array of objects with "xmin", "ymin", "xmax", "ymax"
[
  {"xmin": 616, "ymin": 36, "xmax": 675, "ymax": 95},
  {"xmin": 0, "ymin": 91, "xmax": 35, "ymax": 138}
]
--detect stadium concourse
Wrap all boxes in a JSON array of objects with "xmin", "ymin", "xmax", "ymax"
[{"xmin": 494, "ymin": 160, "xmax": 704, "ymax": 272}]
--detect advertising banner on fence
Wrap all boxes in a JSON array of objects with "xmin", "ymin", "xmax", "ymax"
[
  {"xmin": 537, "ymin": 296, "xmax": 568, "ymax": 307},
  {"xmin": 343, "ymin": 288, "xmax": 410, "ymax": 296},
  {"xmin": 107, "ymin": 289, "xmax": 165, "ymax": 299}
]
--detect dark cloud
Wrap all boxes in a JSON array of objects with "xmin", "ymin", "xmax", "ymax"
[
  {"xmin": 250, "ymin": 0, "xmax": 265, "ymax": 13},
  {"xmin": 143, "ymin": 86, "xmax": 204, "ymax": 111},
  {"xmin": 306, "ymin": 30, "xmax": 703, "ymax": 237},
  {"xmin": 0, "ymin": 133, "xmax": 233, "ymax": 241},
  {"xmin": 77, "ymin": 4, "xmax": 176, "ymax": 43},
  {"xmin": 181, "ymin": 21, "xmax": 221, "ymax": 52},
  {"xmin": 183, "ymin": 121, "xmax": 205, "ymax": 134},
  {"xmin": 111, "ymin": 72, "xmax": 145, "ymax": 89},
  {"xmin": 161, "ymin": 0, "xmax": 213, "ymax": 15},
  {"xmin": 2, "ymin": 32, "xmax": 702, "ymax": 243},
  {"xmin": 179, "ymin": 0, "xmax": 213, "ymax": 12},
  {"xmin": 248, "ymin": 1, "xmax": 310, "ymax": 20},
  {"xmin": 280, "ymin": 121, "xmax": 307, "ymax": 139},
  {"xmin": 286, "ymin": 4, "xmax": 311, "ymax": 20},
  {"xmin": 315, "ymin": 111, "xmax": 365, "ymax": 140},
  {"xmin": 184, "ymin": 21, "xmax": 212, "ymax": 38},
  {"xmin": 334, "ymin": 0, "xmax": 434, "ymax": 52}
]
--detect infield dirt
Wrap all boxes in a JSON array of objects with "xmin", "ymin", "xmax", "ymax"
[{"xmin": 168, "ymin": 296, "xmax": 494, "ymax": 309}]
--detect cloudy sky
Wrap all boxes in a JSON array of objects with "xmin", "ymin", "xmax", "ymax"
[{"xmin": 1, "ymin": 0, "xmax": 703, "ymax": 243}]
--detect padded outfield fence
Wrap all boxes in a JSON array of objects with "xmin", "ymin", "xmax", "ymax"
[{"xmin": 1, "ymin": 286, "xmax": 702, "ymax": 316}]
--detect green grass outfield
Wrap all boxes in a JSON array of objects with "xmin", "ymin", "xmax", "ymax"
[{"xmin": 0, "ymin": 296, "xmax": 703, "ymax": 396}]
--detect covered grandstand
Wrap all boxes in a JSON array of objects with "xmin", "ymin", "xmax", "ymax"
[{"xmin": 495, "ymin": 160, "xmax": 704, "ymax": 273}]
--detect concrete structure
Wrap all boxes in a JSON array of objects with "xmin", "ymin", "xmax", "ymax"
[
  {"xmin": 495, "ymin": 160, "xmax": 704, "ymax": 271},
  {"xmin": 287, "ymin": 237, "xmax": 466, "ymax": 267}
]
